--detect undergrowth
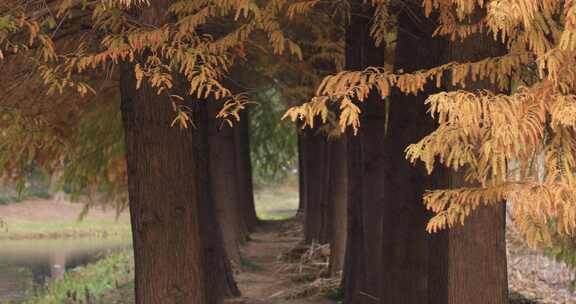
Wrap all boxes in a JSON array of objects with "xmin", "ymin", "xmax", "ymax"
[{"xmin": 22, "ymin": 250, "xmax": 133, "ymax": 304}]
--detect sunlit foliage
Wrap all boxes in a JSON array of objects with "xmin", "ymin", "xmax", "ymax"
[
  {"xmin": 0, "ymin": 0, "xmax": 307, "ymax": 198},
  {"xmin": 286, "ymin": 0, "xmax": 576, "ymax": 247}
]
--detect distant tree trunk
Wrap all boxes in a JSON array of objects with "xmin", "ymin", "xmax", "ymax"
[
  {"xmin": 208, "ymin": 99, "xmax": 249, "ymax": 265},
  {"xmin": 439, "ymin": 10, "xmax": 509, "ymax": 304},
  {"xmin": 235, "ymin": 109, "xmax": 258, "ymax": 232},
  {"xmin": 378, "ymin": 3, "xmax": 446, "ymax": 302},
  {"xmin": 196, "ymin": 101, "xmax": 241, "ymax": 301},
  {"xmin": 302, "ymin": 127, "xmax": 331, "ymax": 244},
  {"xmin": 342, "ymin": 1, "xmax": 386, "ymax": 302},
  {"xmin": 120, "ymin": 62, "xmax": 208, "ymax": 303},
  {"xmin": 297, "ymin": 132, "xmax": 306, "ymax": 215},
  {"xmin": 328, "ymin": 136, "xmax": 347, "ymax": 276}
]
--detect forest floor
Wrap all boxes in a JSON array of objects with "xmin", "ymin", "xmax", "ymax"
[
  {"xmin": 91, "ymin": 219, "xmax": 338, "ymax": 304},
  {"xmin": 231, "ymin": 219, "xmax": 336, "ymax": 304},
  {"xmin": 507, "ymin": 221, "xmax": 576, "ymax": 304},
  {"xmin": 4, "ymin": 187, "xmax": 576, "ymax": 303}
]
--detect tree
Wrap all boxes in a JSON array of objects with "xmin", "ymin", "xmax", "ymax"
[
  {"xmin": 326, "ymin": 135, "xmax": 348, "ymax": 276},
  {"xmin": 340, "ymin": 1, "xmax": 386, "ymax": 302},
  {"xmin": 302, "ymin": 125, "xmax": 331, "ymax": 244},
  {"xmin": 378, "ymin": 2, "xmax": 447, "ymax": 302},
  {"xmin": 435, "ymin": 8, "xmax": 509, "ymax": 303},
  {"xmin": 288, "ymin": 0, "xmax": 576, "ymax": 275},
  {"xmin": 208, "ymin": 97, "xmax": 250, "ymax": 265},
  {"xmin": 120, "ymin": 59, "xmax": 210, "ymax": 303},
  {"xmin": 0, "ymin": 1, "xmax": 303, "ymax": 302},
  {"xmin": 196, "ymin": 98, "xmax": 241, "ymax": 302},
  {"xmin": 234, "ymin": 109, "xmax": 258, "ymax": 231}
]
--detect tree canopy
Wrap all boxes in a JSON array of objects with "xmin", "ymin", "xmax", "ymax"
[
  {"xmin": 2, "ymin": 0, "xmax": 576, "ymax": 249},
  {"xmin": 284, "ymin": 0, "xmax": 576, "ymax": 247}
]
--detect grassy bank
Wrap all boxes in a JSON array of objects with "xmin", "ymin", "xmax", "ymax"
[
  {"xmin": 0, "ymin": 220, "xmax": 131, "ymax": 240},
  {"xmin": 0, "ymin": 199, "xmax": 131, "ymax": 240},
  {"xmin": 22, "ymin": 251, "xmax": 133, "ymax": 304}
]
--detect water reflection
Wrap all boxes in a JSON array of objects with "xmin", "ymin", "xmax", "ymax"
[{"xmin": 0, "ymin": 238, "xmax": 131, "ymax": 302}]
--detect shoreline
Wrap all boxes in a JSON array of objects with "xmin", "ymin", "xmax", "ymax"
[{"xmin": 0, "ymin": 199, "xmax": 131, "ymax": 241}]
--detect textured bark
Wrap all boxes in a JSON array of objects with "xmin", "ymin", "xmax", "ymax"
[
  {"xmin": 343, "ymin": 1, "xmax": 386, "ymax": 302},
  {"xmin": 379, "ymin": 4, "xmax": 446, "ymax": 302},
  {"xmin": 119, "ymin": 5, "xmax": 217, "ymax": 302},
  {"xmin": 440, "ymin": 11, "xmax": 509, "ymax": 304},
  {"xmin": 342, "ymin": 127, "xmax": 366, "ymax": 304},
  {"xmin": 120, "ymin": 63, "xmax": 208, "ymax": 303},
  {"xmin": 328, "ymin": 136, "xmax": 348, "ymax": 276},
  {"xmin": 208, "ymin": 99, "xmax": 249, "ymax": 264},
  {"xmin": 235, "ymin": 109, "xmax": 258, "ymax": 232},
  {"xmin": 196, "ymin": 102, "xmax": 241, "ymax": 301},
  {"xmin": 445, "ymin": 172, "xmax": 508, "ymax": 304},
  {"xmin": 384, "ymin": 4, "xmax": 508, "ymax": 304},
  {"xmin": 302, "ymin": 127, "xmax": 331, "ymax": 244}
]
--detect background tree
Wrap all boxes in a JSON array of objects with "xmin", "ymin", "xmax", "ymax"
[
  {"xmin": 288, "ymin": 0, "xmax": 576, "ymax": 258},
  {"xmin": 340, "ymin": 1, "xmax": 386, "ymax": 302}
]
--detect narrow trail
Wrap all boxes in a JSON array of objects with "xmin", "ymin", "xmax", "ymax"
[{"xmin": 230, "ymin": 220, "xmax": 336, "ymax": 304}]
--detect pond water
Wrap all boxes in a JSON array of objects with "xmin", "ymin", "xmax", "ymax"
[{"xmin": 0, "ymin": 238, "xmax": 131, "ymax": 303}]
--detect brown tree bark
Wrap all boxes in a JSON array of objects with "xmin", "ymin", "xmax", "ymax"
[
  {"xmin": 443, "ymin": 172, "xmax": 508, "ymax": 304},
  {"xmin": 383, "ymin": 3, "xmax": 508, "ymax": 304},
  {"xmin": 119, "ymin": 2, "xmax": 221, "ymax": 303},
  {"xmin": 302, "ymin": 127, "xmax": 331, "ymax": 244},
  {"xmin": 328, "ymin": 136, "xmax": 348, "ymax": 276},
  {"xmin": 196, "ymin": 101, "xmax": 241, "ymax": 301},
  {"xmin": 208, "ymin": 99, "xmax": 249, "ymax": 265},
  {"xmin": 120, "ymin": 63, "xmax": 208, "ymax": 303},
  {"xmin": 378, "ymin": 4, "xmax": 446, "ymax": 302},
  {"xmin": 342, "ymin": 1, "xmax": 386, "ymax": 302},
  {"xmin": 234, "ymin": 109, "xmax": 258, "ymax": 232},
  {"xmin": 439, "ymin": 10, "xmax": 509, "ymax": 304}
]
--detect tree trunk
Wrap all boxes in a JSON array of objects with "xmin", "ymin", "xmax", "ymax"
[
  {"xmin": 196, "ymin": 101, "xmax": 241, "ymax": 301},
  {"xmin": 444, "ymin": 172, "xmax": 508, "ymax": 304},
  {"xmin": 297, "ymin": 132, "xmax": 306, "ymax": 215},
  {"xmin": 234, "ymin": 109, "xmax": 258, "ymax": 232},
  {"xmin": 208, "ymin": 99, "xmax": 249, "ymax": 265},
  {"xmin": 342, "ymin": 1, "xmax": 386, "ymax": 302},
  {"xmin": 120, "ymin": 62, "xmax": 208, "ymax": 303},
  {"xmin": 302, "ymin": 127, "xmax": 331, "ymax": 244},
  {"xmin": 439, "ymin": 9, "xmax": 509, "ymax": 304},
  {"xmin": 379, "ymin": 4, "xmax": 446, "ymax": 302},
  {"xmin": 385, "ymin": 3, "xmax": 508, "ymax": 304},
  {"xmin": 328, "ymin": 136, "xmax": 348, "ymax": 276}
]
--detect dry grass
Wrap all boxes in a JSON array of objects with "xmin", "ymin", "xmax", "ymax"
[{"xmin": 272, "ymin": 242, "xmax": 341, "ymax": 300}]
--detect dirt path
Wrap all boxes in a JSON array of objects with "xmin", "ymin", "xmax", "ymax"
[{"xmin": 232, "ymin": 221, "xmax": 336, "ymax": 304}]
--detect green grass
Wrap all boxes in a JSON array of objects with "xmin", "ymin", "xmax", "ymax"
[
  {"xmin": 253, "ymin": 173, "xmax": 299, "ymax": 220},
  {"xmin": 22, "ymin": 251, "xmax": 133, "ymax": 304},
  {"xmin": 254, "ymin": 184, "xmax": 299, "ymax": 221},
  {"xmin": 0, "ymin": 220, "xmax": 131, "ymax": 240}
]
